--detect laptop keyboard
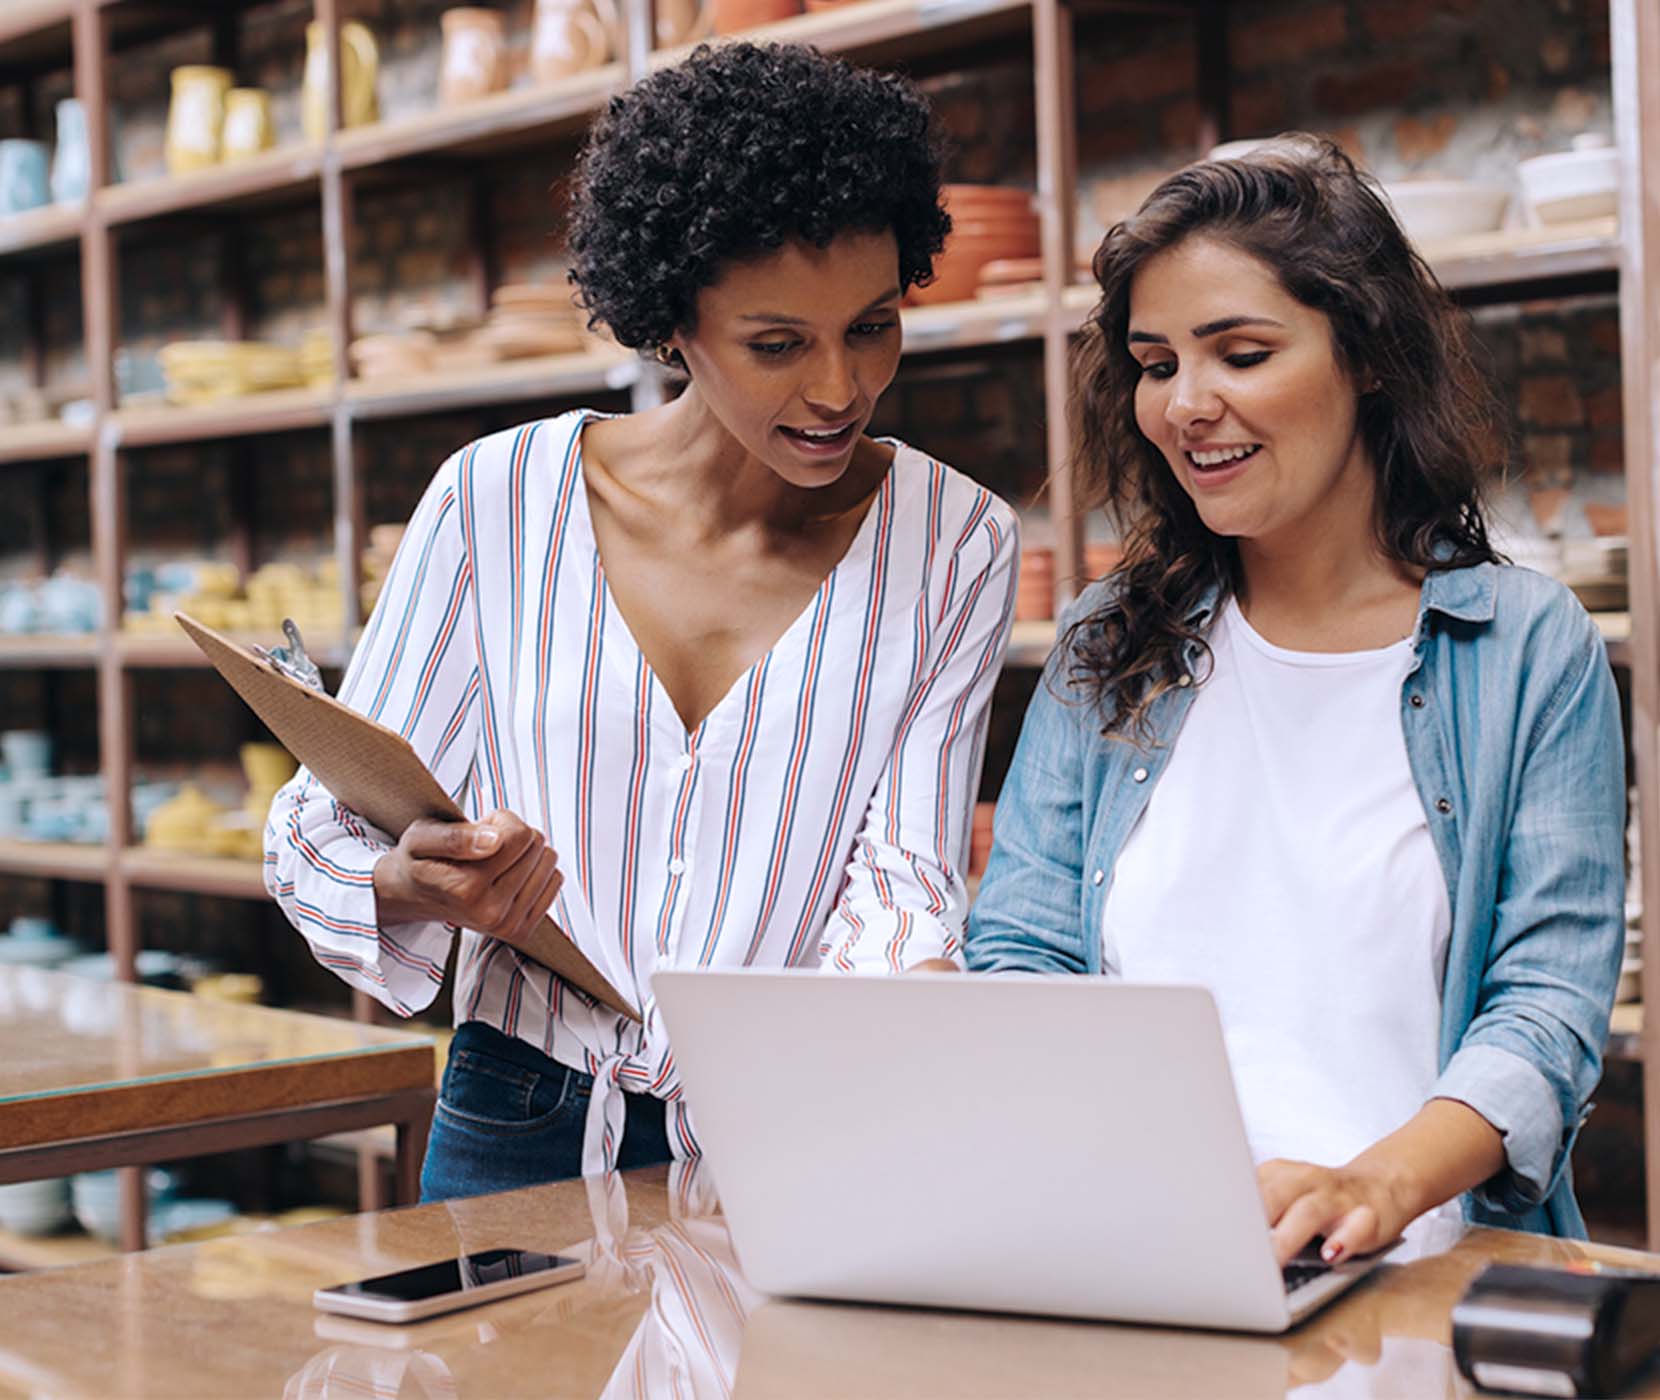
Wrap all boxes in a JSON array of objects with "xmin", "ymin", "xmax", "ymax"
[{"xmin": 1282, "ymin": 1260, "xmax": 1333, "ymax": 1293}]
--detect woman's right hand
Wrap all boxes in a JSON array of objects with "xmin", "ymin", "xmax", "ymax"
[{"xmin": 372, "ymin": 810, "xmax": 564, "ymax": 954}]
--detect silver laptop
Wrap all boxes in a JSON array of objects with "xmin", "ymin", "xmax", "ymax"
[{"xmin": 651, "ymin": 969, "xmax": 1393, "ymax": 1333}]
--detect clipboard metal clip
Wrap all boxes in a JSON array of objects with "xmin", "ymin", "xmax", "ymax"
[{"xmin": 253, "ymin": 619, "xmax": 326, "ymax": 693}]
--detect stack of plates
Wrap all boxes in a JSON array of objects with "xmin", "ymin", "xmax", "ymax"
[
  {"xmin": 1559, "ymin": 535, "xmax": 1627, "ymax": 613},
  {"xmin": 912, "ymin": 186, "xmax": 1041, "ymax": 307},
  {"xmin": 299, "ymin": 328, "xmax": 335, "ymax": 387},
  {"xmin": 477, "ymin": 283, "xmax": 586, "ymax": 359},
  {"xmin": 361, "ymin": 523, "xmax": 405, "ymax": 613},
  {"xmin": 349, "ymin": 330, "xmax": 438, "ymax": 381},
  {"xmin": 158, "ymin": 340, "xmax": 305, "ymax": 405}
]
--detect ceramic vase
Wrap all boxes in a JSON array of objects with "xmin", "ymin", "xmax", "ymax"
[
  {"xmin": 532, "ymin": 0, "xmax": 615, "ymax": 80},
  {"xmin": 0, "ymin": 140, "xmax": 49, "ymax": 215},
  {"xmin": 440, "ymin": 9, "xmax": 508, "ymax": 108},
  {"xmin": 302, "ymin": 21, "xmax": 380, "ymax": 142},
  {"xmin": 49, "ymin": 98, "xmax": 89, "ymax": 203}
]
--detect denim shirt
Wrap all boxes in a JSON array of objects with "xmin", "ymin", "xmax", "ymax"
[{"xmin": 966, "ymin": 562, "xmax": 1625, "ymax": 1237}]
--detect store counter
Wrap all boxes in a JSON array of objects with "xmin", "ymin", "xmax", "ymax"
[{"xmin": 1, "ymin": 1160, "xmax": 1658, "ymax": 1397}]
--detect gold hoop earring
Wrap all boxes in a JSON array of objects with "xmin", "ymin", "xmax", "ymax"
[{"xmin": 655, "ymin": 344, "xmax": 676, "ymax": 367}]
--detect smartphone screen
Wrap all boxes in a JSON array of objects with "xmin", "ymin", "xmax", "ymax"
[{"xmin": 335, "ymin": 1249, "xmax": 582, "ymax": 1303}]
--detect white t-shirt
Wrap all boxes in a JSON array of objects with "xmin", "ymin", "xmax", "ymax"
[{"xmin": 1102, "ymin": 596, "xmax": 1452, "ymax": 1171}]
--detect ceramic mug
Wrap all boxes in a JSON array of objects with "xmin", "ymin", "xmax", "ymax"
[
  {"xmin": 0, "ymin": 140, "xmax": 50, "ymax": 215},
  {"xmin": 165, "ymin": 66, "xmax": 233, "ymax": 174},
  {"xmin": 50, "ymin": 98, "xmax": 89, "ymax": 203},
  {"xmin": 221, "ymin": 89, "xmax": 276, "ymax": 162},
  {"xmin": 440, "ymin": 8, "xmax": 508, "ymax": 107}
]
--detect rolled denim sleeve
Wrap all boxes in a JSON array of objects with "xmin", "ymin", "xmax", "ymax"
[
  {"xmin": 1432, "ymin": 616, "xmax": 1624, "ymax": 1214},
  {"xmin": 965, "ymin": 635, "xmax": 1093, "ymax": 976}
]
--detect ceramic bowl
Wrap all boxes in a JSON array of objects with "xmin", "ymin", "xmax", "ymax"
[
  {"xmin": 72, "ymin": 1168, "xmax": 179, "ymax": 1243},
  {"xmin": 1518, "ymin": 140, "xmax": 1619, "ymax": 224},
  {"xmin": 914, "ymin": 230, "xmax": 1044, "ymax": 306},
  {"xmin": 0, "ymin": 930, "xmax": 78, "ymax": 968},
  {"xmin": 0, "ymin": 1178, "xmax": 72, "ymax": 1236},
  {"xmin": 1382, "ymin": 180, "xmax": 1510, "ymax": 246},
  {"xmin": 1, "ymin": 730, "xmax": 52, "ymax": 778}
]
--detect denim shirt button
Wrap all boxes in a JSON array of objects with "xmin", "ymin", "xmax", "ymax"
[
  {"xmin": 1133, "ymin": 767, "xmax": 1149, "ymax": 783},
  {"xmin": 1435, "ymin": 797, "xmax": 1453, "ymax": 815},
  {"xmin": 1410, "ymin": 693, "xmax": 1425, "ymax": 708},
  {"xmin": 1091, "ymin": 869, "xmax": 1105, "ymax": 886}
]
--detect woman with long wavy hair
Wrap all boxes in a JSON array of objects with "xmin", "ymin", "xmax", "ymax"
[{"xmin": 965, "ymin": 137, "xmax": 1623, "ymax": 1262}]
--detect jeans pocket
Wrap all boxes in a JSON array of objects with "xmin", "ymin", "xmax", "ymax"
[{"xmin": 436, "ymin": 1049, "xmax": 585, "ymax": 1135}]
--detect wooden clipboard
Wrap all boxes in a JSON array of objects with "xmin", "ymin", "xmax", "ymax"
[{"xmin": 176, "ymin": 612, "xmax": 641, "ymax": 1022}]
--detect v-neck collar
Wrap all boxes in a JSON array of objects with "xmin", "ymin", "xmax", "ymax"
[{"xmin": 566, "ymin": 410, "xmax": 896, "ymax": 745}]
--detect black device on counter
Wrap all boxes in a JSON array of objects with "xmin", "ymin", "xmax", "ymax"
[{"xmin": 1452, "ymin": 1262, "xmax": 1660, "ymax": 1397}]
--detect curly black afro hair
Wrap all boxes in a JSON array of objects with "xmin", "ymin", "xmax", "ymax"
[{"xmin": 567, "ymin": 42, "xmax": 951, "ymax": 353}]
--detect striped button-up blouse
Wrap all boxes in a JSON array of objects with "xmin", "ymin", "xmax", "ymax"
[{"xmin": 266, "ymin": 409, "xmax": 1018, "ymax": 1172}]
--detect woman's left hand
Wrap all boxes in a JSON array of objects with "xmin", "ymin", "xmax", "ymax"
[{"xmin": 1257, "ymin": 1159, "xmax": 1412, "ymax": 1266}]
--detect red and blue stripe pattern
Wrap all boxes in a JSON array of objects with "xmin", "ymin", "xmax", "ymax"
[{"xmin": 264, "ymin": 409, "xmax": 1019, "ymax": 1174}]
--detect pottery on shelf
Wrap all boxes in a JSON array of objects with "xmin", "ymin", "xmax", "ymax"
[
  {"xmin": 50, "ymin": 98, "xmax": 90, "ymax": 203},
  {"xmin": 655, "ymin": 0, "xmax": 712, "ymax": 45},
  {"xmin": 0, "ymin": 140, "xmax": 50, "ymax": 215},
  {"xmin": 533, "ymin": 0, "xmax": 615, "ymax": 80},
  {"xmin": 302, "ymin": 21, "xmax": 380, "ymax": 142},
  {"xmin": 221, "ymin": 89, "xmax": 276, "ymax": 163},
  {"xmin": 165, "ymin": 66, "xmax": 234, "ymax": 175},
  {"xmin": 439, "ymin": 9, "xmax": 509, "ymax": 108},
  {"xmin": 711, "ymin": 0, "xmax": 799, "ymax": 35}
]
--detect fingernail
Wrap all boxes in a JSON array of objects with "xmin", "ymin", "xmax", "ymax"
[
  {"xmin": 473, "ymin": 830, "xmax": 500, "ymax": 853},
  {"xmin": 1321, "ymin": 1241, "xmax": 1343, "ymax": 1264}
]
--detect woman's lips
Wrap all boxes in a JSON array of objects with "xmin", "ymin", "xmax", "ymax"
[
  {"xmin": 1183, "ymin": 442, "xmax": 1261, "ymax": 486},
  {"xmin": 779, "ymin": 421, "xmax": 858, "ymax": 458}
]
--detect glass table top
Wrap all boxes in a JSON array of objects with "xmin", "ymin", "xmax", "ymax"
[{"xmin": 0, "ymin": 966, "xmax": 432, "ymax": 1105}]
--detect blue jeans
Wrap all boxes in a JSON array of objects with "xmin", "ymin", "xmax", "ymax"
[{"xmin": 420, "ymin": 1021, "xmax": 672, "ymax": 1203}]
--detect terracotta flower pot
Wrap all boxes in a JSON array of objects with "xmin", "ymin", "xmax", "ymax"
[
  {"xmin": 1015, "ymin": 547, "xmax": 1055, "ymax": 622},
  {"xmin": 711, "ymin": 0, "xmax": 799, "ymax": 34}
]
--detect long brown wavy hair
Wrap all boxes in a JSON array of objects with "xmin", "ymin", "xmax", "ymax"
[{"xmin": 1067, "ymin": 136, "xmax": 1503, "ymax": 739}]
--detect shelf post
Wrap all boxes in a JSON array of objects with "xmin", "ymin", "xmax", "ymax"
[
  {"xmin": 1611, "ymin": 0, "xmax": 1660, "ymax": 1251},
  {"xmin": 1034, "ymin": 0, "xmax": 1080, "ymax": 609}
]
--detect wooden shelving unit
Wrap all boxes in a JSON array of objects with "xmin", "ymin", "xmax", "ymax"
[
  {"xmin": 0, "ymin": 635, "xmax": 98, "ymax": 669},
  {"xmin": 1, "ymin": 0, "xmax": 1656, "ymax": 1247},
  {"xmin": 120, "ymin": 850, "xmax": 267, "ymax": 899},
  {"xmin": 0, "ymin": 421, "xmax": 91, "ymax": 466},
  {"xmin": 0, "ymin": 839, "xmax": 108, "ymax": 884},
  {"xmin": 96, "ymin": 144, "xmax": 322, "ymax": 227}
]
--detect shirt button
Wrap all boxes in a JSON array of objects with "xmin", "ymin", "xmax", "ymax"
[
  {"xmin": 1092, "ymin": 870, "xmax": 1105, "ymax": 886},
  {"xmin": 675, "ymin": 753, "xmax": 694, "ymax": 772},
  {"xmin": 668, "ymin": 857, "xmax": 687, "ymax": 876},
  {"xmin": 1409, "ymin": 694, "xmax": 1425, "ymax": 709},
  {"xmin": 1133, "ymin": 767, "xmax": 1149, "ymax": 783},
  {"xmin": 1435, "ymin": 798, "xmax": 1452, "ymax": 815}
]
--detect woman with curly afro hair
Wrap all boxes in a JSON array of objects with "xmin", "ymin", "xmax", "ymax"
[{"xmin": 267, "ymin": 41, "xmax": 1019, "ymax": 1200}]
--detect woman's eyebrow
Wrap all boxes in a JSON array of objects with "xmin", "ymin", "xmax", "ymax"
[
  {"xmin": 1128, "ymin": 315, "xmax": 1286, "ymax": 346},
  {"xmin": 738, "ymin": 288, "xmax": 903, "ymax": 325}
]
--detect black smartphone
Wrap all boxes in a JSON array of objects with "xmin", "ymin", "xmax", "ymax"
[{"xmin": 314, "ymin": 1247, "xmax": 586, "ymax": 1323}]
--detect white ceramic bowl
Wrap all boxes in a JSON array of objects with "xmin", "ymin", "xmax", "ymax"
[
  {"xmin": 1381, "ymin": 180, "xmax": 1509, "ymax": 246},
  {"xmin": 1517, "ymin": 145, "xmax": 1619, "ymax": 224},
  {"xmin": 0, "ymin": 1179, "xmax": 72, "ymax": 1236}
]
